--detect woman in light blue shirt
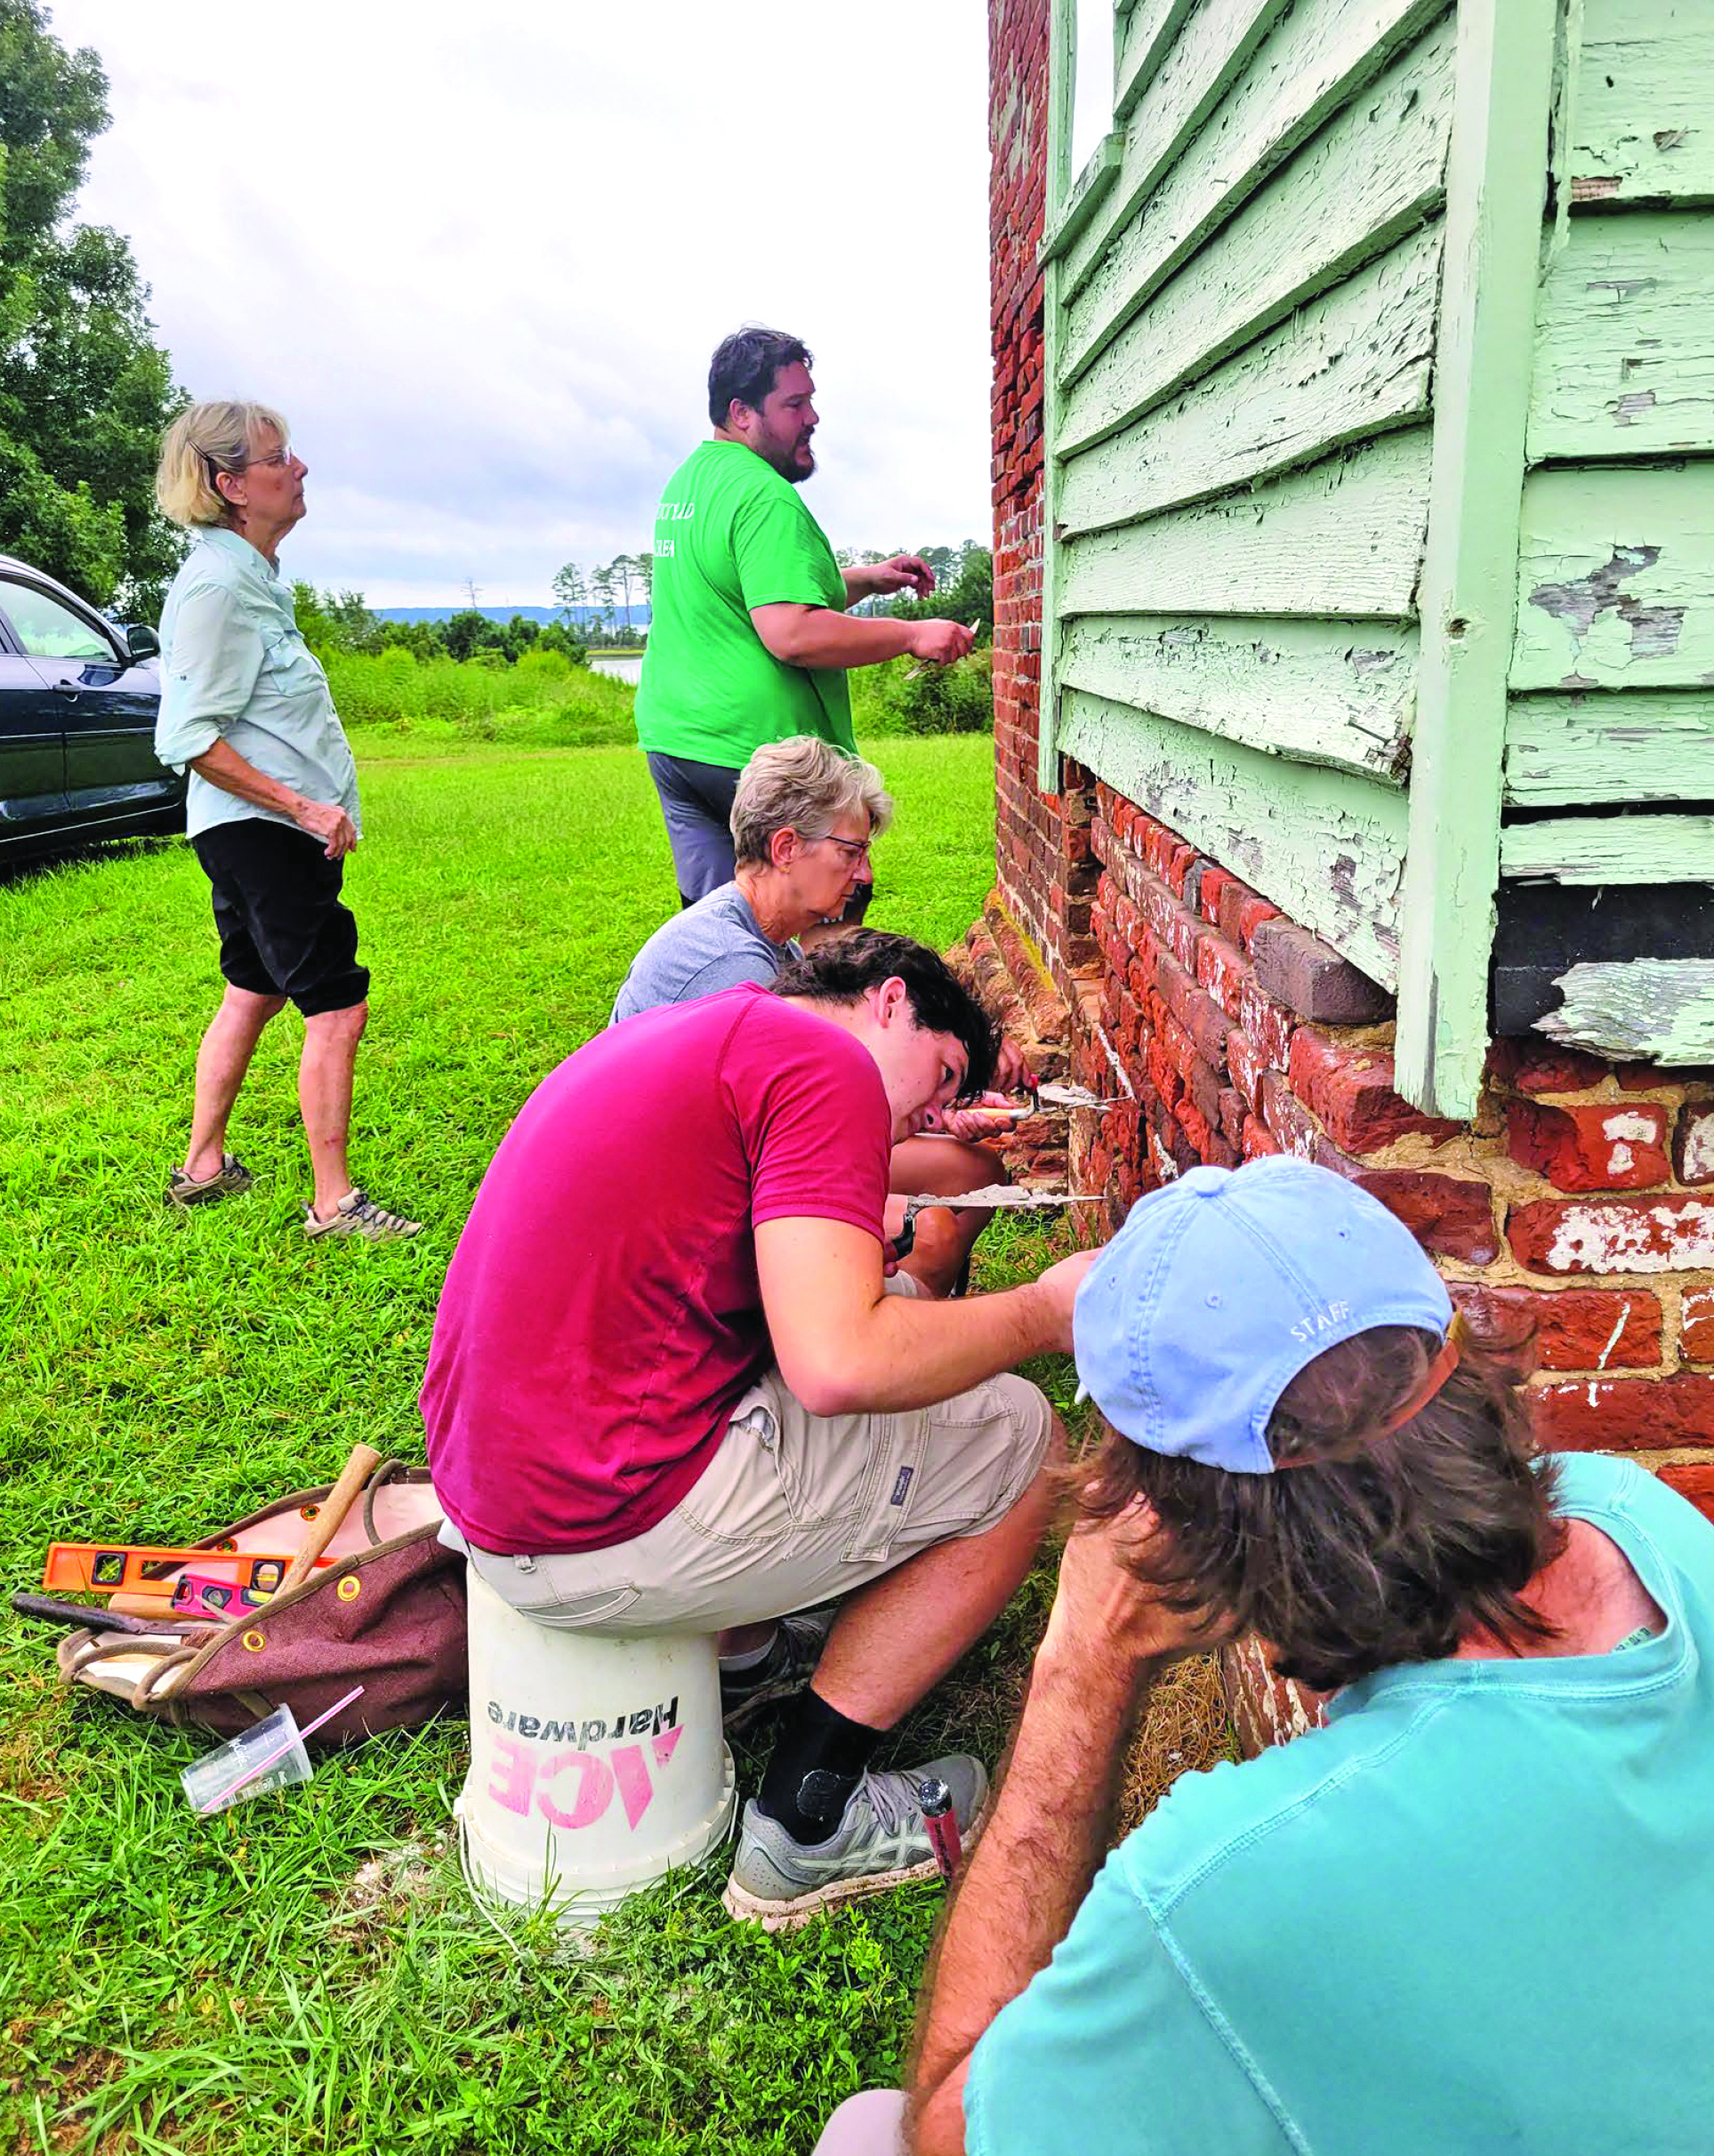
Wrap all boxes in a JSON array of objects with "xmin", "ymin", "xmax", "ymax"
[{"xmin": 152, "ymin": 399, "xmax": 418, "ymax": 1240}]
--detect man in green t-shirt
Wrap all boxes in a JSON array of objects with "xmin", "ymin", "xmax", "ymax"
[{"xmin": 635, "ymin": 326, "xmax": 976, "ymax": 902}]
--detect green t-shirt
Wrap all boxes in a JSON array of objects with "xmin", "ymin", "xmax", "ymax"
[
  {"xmin": 965, "ymin": 1452, "xmax": 1714, "ymax": 2155},
  {"xmin": 634, "ymin": 439, "xmax": 855, "ymax": 767}
]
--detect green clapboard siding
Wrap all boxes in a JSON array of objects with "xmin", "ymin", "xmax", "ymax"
[
  {"xmin": 1114, "ymin": 0, "xmax": 1197, "ymax": 122},
  {"xmin": 1501, "ymin": 814, "xmax": 1714, "ymax": 882},
  {"xmin": 1058, "ymin": 17, "xmax": 1454, "ymax": 459},
  {"xmin": 1058, "ymin": 222, "xmax": 1440, "ymax": 534},
  {"xmin": 1064, "ymin": 0, "xmax": 1285, "ymax": 302},
  {"xmin": 1503, "ymin": 692, "xmax": 1714, "ymax": 805},
  {"xmin": 1512, "ymin": 466, "xmax": 1714, "ymax": 691},
  {"xmin": 1535, "ymin": 961, "xmax": 1714, "ymax": 1064},
  {"xmin": 1061, "ymin": 688, "xmax": 1407, "ymax": 985},
  {"xmin": 1061, "ymin": 0, "xmax": 1449, "ymax": 386},
  {"xmin": 1570, "ymin": 0, "xmax": 1714, "ymax": 208},
  {"xmin": 1059, "ymin": 614, "xmax": 1416, "ymax": 779},
  {"xmin": 1058, "ymin": 428, "xmax": 1432, "ymax": 621},
  {"xmin": 1531, "ymin": 213, "xmax": 1714, "ymax": 460}
]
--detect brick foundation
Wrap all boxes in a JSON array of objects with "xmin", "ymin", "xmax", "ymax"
[{"xmin": 985, "ymin": 0, "xmax": 1714, "ymax": 1755}]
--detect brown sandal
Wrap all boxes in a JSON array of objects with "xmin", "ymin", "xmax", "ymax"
[{"xmin": 165, "ymin": 1155, "xmax": 255, "ymax": 1207}]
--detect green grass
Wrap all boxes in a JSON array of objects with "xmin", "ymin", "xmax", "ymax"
[{"xmin": 0, "ymin": 731, "xmax": 1083, "ymax": 2155}]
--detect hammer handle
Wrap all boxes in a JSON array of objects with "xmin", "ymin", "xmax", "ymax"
[{"xmin": 279, "ymin": 1444, "xmax": 383, "ymax": 1593}]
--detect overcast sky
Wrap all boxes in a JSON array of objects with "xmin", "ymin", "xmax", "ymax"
[{"xmin": 48, "ymin": 1, "xmax": 996, "ymax": 607}]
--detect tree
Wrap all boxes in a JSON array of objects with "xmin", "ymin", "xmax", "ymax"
[
  {"xmin": 551, "ymin": 559, "xmax": 587, "ymax": 628},
  {"xmin": 608, "ymin": 553, "xmax": 642, "ymax": 635},
  {"xmin": 590, "ymin": 563, "xmax": 617, "ymax": 641},
  {"xmin": 0, "ymin": 1, "xmax": 186, "ymax": 612}
]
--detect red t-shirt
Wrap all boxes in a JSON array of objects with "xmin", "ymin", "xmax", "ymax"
[{"xmin": 421, "ymin": 986, "xmax": 891, "ymax": 1553}]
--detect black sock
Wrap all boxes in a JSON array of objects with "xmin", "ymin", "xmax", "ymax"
[{"xmin": 757, "ymin": 1688, "xmax": 884, "ymax": 1846}]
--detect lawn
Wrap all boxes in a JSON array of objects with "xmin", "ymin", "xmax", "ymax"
[{"xmin": 0, "ymin": 729, "xmax": 1090, "ymax": 2156}]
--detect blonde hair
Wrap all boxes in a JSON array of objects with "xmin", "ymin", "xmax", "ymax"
[
  {"xmin": 730, "ymin": 736, "xmax": 894, "ymax": 868},
  {"xmin": 155, "ymin": 400, "xmax": 289, "ymax": 527}
]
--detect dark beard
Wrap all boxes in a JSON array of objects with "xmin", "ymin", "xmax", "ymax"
[{"xmin": 764, "ymin": 437, "xmax": 816, "ymax": 486}]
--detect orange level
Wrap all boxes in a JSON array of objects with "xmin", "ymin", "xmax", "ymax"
[{"xmin": 42, "ymin": 1542, "xmax": 303, "ymax": 1598}]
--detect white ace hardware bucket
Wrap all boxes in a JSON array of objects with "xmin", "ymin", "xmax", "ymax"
[{"xmin": 455, "ymin": 1566, "xmax": 737, "ymax": 1928}]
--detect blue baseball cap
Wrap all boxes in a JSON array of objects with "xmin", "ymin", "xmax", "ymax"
[{"xmin": 1072, "ymin": 1156, "xmax": 1453, "ymax": 1474}]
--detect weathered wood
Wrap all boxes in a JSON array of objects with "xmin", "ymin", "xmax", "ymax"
[
  {"xmin": 1536, "ymin": 961, "xmax": 1714, "ymax": 1063},
  {"xmin": 1041, "ymin": 132, "xmax": 1123, "ymax": 267},
  {"xmin": 1513, "ymin": 466, "xmax": 1714, "ymax": 691},
  {"xmin": 1058, "ymin": 223, "xmax": 1440, "ymax": 534},
  {"xmin": 1531, "ymin": 213, "xmax": 1714, "ymax": 460},
  {"xmin": 1059, "ymin": 614, "xmax": 1416, "ymax": 779},
  {"xmin": 1113, "ymin": 0, "xmax": 1195, "ymax": 123},
  {"xmin": 1060, "ymin": 688, "xmax": 1407, "ymax": 986},
  {"xmin": 1064, "ymin": 0, "xmax": 1285, "ymax": 302},
  {"xmin": 1494, "ymin": 881, "xmax": 1714, "ymax": 1034},
  {"xmin": 1570, "ymin": 0, "xmax": 1714, "ymax": 209},
  {"xmin": 1057, "ymin": 427, "xmax": 1432, "ymax": 622},
  {"xmin": 1039, "ymin": 0, "xmax": 1078, "ymax": 793},
  {"xmin": 1061, "ymin": 0, "xmax": 1450, "ymax": 386},
  {"xmin": 1059, "ymin": 19, "xmax": 1454, "ymax": 458},
  {"xmin": 1501, "ymin": 813, "xmax": 1714, "ymax": 883},
  {"xmin": 1503, "ymin": 692, "xmax": 1714, "ymax": 806},
  {"xmin": 1393, "ymin": 0, "xmax": 1558, "ymax": 1122}
]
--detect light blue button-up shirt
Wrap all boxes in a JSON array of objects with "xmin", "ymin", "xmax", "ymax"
[{"xmin": 154, "ymin": 526, "xmax": 360, "ymax": 843}]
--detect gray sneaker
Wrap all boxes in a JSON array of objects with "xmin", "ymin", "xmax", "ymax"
[
  {"xmin": 721, "ymin": 1753, "xmax": 988, "ymax": 1929},
  {"xmin": 720, "ymin": 1606, "xmax": 836, "ymax": 1735},
  {"xmin": 302, "ymin": 1187, "xmax": 422, "ymax": 1241}
]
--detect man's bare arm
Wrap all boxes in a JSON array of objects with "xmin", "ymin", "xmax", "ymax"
[
  {"xmin": 754, "ymin": 1216, "xmax": 1091, "ymax": 1416},
  {"xmin": 750, "ymin": 604, "xmax": 976, "ymax": 672},
  {"xmin": 908, "ymin": 1512, "xmax": 1235, "ymax": 2156}
]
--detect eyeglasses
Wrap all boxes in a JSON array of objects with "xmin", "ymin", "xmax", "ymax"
[
  {"xmin": 823, "ymin": 834, "xmax": 872, "ymax": 865},
  {"xmin": 202, "ymin": 444, "xmax": 295, "ymax": 480}
]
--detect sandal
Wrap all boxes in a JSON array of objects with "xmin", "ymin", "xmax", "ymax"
[
  {"xmin": 165, "ymin": 1155, "xmax": 255, "ymax": 1207},
  {"xmin": 302, "ymin": 1187, "xmax": 422, "ymax": 1242}
]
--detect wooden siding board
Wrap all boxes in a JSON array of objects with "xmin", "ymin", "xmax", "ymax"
[
  {"xmin": 1057, "ymin": 428, "xmax": 1432, "ymax": 622},
  {"xmin": 1060, "ymin": 688, "xmax": 1406, "ymax": 985},
  {"xmin": 1531, "ymin": 213, "xmax": 1714, "ymax": 460},
  {"xmin": 1057, "ymin": 223, "xmax": 1441, "ymax": 534},
  {"xmin": 1114, "ymin": 0, "xmax": 1196, "ymax": 124},
  {"xmin": 1513, "ymin": 466, "xmax": 1714, "ymax": 691},
  {"xmin": 1041, "ymin": 133, "xmax": 1124, "ymax": 266},
  {"xmin": 1536, "ymin": 960, "xmax": 1714, "ymax": 1063},
  {"xmin": 1039, "ymin": 0, "xmax": 1078, "ymax": 792},
  {"xmin": 1570, "ymin": 0, "xmax": 1714, "ymax": 209},
  {"xmin": 1061, "ymin": 0, "xmax": 1451, "ymax": 388},
  {"xmin": 1504, "ymin": 692, "xmax": 1714, "ymax": 805},
  {"xmin": 1059, "ymin": 19, "xmax": 1455, "ymax": 459},
  {"xmin": 1059, "ymin": 614, "xmax": 1416, "ymax": 780},
  {"xmin": 1393, "ymin": 0, "xmax": 1559, "ymax": 1121},
  {"xmin": 1501, "ymin": 815, "xmax": 1714, "ymax": 883},
  {"xmin": 1064, "ymin": 0, "xmax": 1285, "ymax": 301}
]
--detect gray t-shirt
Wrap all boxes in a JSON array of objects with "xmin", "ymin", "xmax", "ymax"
[{"xmin": 610, "ymin": 881, "xmax": 800, "ymax": 1023}]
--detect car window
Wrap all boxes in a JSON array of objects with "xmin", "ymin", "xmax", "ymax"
[{"xmin": 3, "ymin": 581, "xmax": 116, "ymax": 662}]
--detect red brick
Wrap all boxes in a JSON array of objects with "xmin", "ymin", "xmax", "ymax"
[
  {"xmin": 1250, "ymin": 918, "xmax": 1392, "ymax": 1025},
  {"xmin": 1657, "ymin": 1461, "xmax": 1714, "ymax": 1527},
  {"xmin": 1509, "ymin": 1193, "xmax": 1714, "ymax": 1275},
  {"xmin": 1156, "ymin": 951, "xmax": 1231, "ymax": 1073},
  {"xmin": 1684, "ymin": 1286, "xmax": 1714, "ymax": 1362},
  {"xmin": 1676, "ymin": 1104, "xmax": 1714, "ymax": 1187},
  {"xmin": 1242, "ymin": 1118, "xmax": 1283, "ymax": 1161},
  {"xmin": 1529, "ymin": 1372, "xmax": 1714, "ymax": 1451},
  {"xmin": 1447, "ymin": 1283, "xmax": 1663, "ymax": 1372},
  {"xmin": 1195, "ymin": 930, "xmax": 1250, "ymax": 1025},
  {"xmin": 1507, "ymin": 1099, "xmax": 1671, "ymax": 1194},
  {"xmin": 1227, "ymin": 1026, "xmax": 1267, "ymax": 1117},
  {"xmin": 1198, "ymin": 864, "xmax": 1234, "ymax": 929},
  {"xmin": 1219, "ymin": 1085, "xmax": 1246, "ymax": 1143},
  {"xmin": 1232, "ymin": 893, "xmax": 1281, "ymax": 954},
  {"xmin": 1618, "ymin": 1063, "xmax": 1714, "ymax": 1090},
  {"xmin": 1261, "ymin": 1068, "xmax": 1321, "ymax": 1160},
  {"xmin": 1238, "ymin": 971, "xmax": 1297, "ymax": 1071},
  {"xmin": 1485, "ymin": 1040, "xmax": 1611, "ymax": 1097},
  {"xmin": 1288, "ymin": 1033, "xmax": 1462, "ymax": 1154},
  {"xmin": 1314, "ymin": 1148, "xmax": 1500, "ymax": 1264}
]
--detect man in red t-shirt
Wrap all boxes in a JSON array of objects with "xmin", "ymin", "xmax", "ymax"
[{"xmin": 422, "ymin": 931, "xmax": 1093, "ymax": 1926}]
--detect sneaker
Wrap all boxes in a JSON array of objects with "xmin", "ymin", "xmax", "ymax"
[
  {"xmin": 720, "ymin": 1754, "xmax": 988, "ymax": 1929},
  {"xmin": 165, "ymin": 1154, "xmax": 254, "ymax": 1207},
  {"xmin": 720, "ymin": 1607, "xmax": 835, "ymax": 1735},
  {"xmin": 302, "ymin": 1187, "xmax": 422, "ymax": 1241}
]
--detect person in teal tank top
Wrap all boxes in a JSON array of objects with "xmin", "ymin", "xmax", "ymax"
[
  {"xmin": 635, "ymin": 327, "xmax": 976, "ymax": 902},
  {"xmin": 811, "ymin": 1158, "xmax": 1714, "ymax": 2156}
]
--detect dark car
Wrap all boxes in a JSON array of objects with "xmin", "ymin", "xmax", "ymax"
[{"xmin": 0, "ymin": 551, "xmax": 185, "ymax": 864}]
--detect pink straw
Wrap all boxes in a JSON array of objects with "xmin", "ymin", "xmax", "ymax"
[{"xmin": 201, "ymin": 1684, "xmax": 366, "ymax": 1812}]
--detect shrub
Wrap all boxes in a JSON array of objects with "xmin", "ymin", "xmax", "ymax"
[{"xmin": 851, "ymin": 648, "xmax": 993, "ymax": 736}]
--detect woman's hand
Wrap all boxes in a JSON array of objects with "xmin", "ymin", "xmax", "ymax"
[{"xmin": 294, "ymin": 796, "xmax": 358, "ymax": 859}]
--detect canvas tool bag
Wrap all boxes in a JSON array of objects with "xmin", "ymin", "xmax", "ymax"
[{"xmin": 56, "ymin": 1462, "xmax": 466, "ymax": 1749}]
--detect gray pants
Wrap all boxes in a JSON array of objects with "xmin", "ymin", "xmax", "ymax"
[
  {"xmin": 811, "ymin": 2091, "xmax": 906, "ymax": 2154},
  {"xmin": 645, "ymin": 750, "xmax": 740, "ymax": 903}
]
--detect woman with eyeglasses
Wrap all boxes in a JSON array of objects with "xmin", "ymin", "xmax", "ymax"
[{"xmin": 150, "ymin": 398, "xmax": 418, "ymax": 1240}]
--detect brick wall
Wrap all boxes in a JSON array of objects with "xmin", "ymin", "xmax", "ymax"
[{"xmin": 984, "ymin": 0, "xmax": 1714, "ymax": 1753}]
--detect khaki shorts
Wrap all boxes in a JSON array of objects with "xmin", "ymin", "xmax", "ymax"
[{"xmin": 455, "ymin": 1363, "xmax": 1055, "ymax": 1636}]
